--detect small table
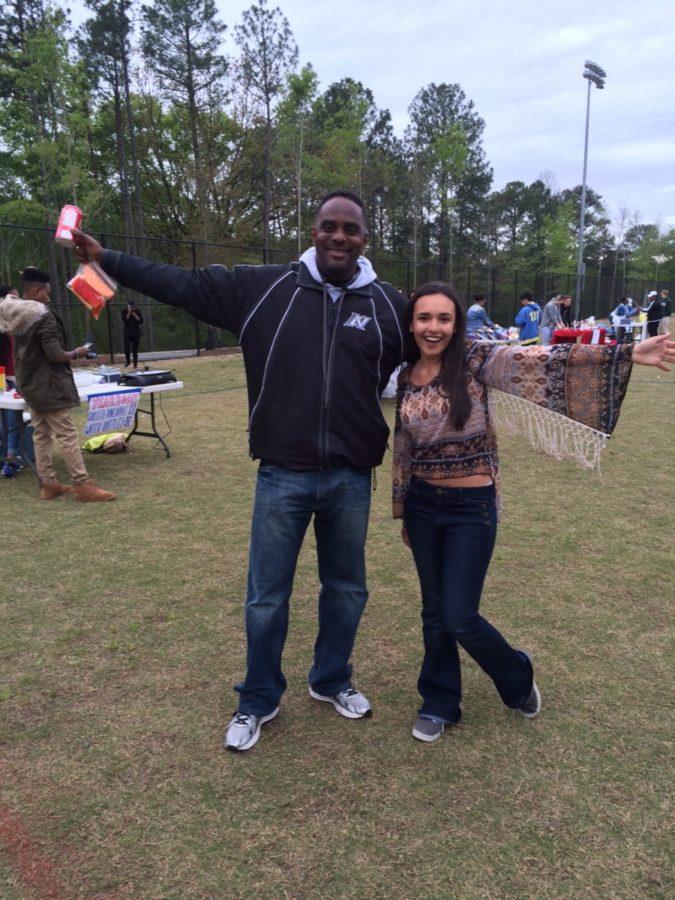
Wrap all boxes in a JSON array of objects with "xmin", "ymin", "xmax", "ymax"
[
  {"xmin": 0, "ymin": 380, "xmax": 183, "ymax": 476},
  {"xmin": 622, "ymin": 320, "xmax": 648, "ymax": 342},
  {"xmin": 551, "ymin": 327, "xmax": 607, "ymax": 345}
]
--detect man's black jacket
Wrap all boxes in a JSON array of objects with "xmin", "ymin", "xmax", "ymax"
[{"xmin": 101, "ymin": 251, "xmax": 407, "ymax": 470}]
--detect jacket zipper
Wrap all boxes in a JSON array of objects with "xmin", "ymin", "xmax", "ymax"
[{"xmin": 319, "ymin": 288, "xmax": 345, "ymax": 468}]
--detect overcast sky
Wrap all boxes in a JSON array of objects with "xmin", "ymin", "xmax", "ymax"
[
  {"xmin": 69, "ymin": 0, "xmax": 674, "ymax": 233},
  {"xmin": 221, "ymin": 0, "xmax": 674, "ymax": 233}
]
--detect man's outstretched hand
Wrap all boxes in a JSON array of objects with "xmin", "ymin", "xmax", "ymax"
[{"xmin": 72, "ymin": 228, "xmax": 104, "ymax": 265}]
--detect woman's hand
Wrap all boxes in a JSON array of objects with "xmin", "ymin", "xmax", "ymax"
[
  {"xmin": 632, "ymin": 333, "xmax": 675, "ymax": 371},
  {"xmin": 402, "ymin": 524, "xmax": 411, "ymax": 548}
]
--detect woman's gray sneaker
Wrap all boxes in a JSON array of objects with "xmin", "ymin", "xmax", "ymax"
[
  {"xmin": 516, "ymin": 650, "xmax": 542, "ymax": 718},
  {"xmin": 224, "ymin": 707, "xmax": 279, "ymax": 752},
  {"xmin": 517, "ymin": 681, "xmax": 541, "ymax": 718},
  {"xmin": 309, "ymin": 687, "xmax": 372, "ymax": 719},
  {"xmin": 412, "ymin": 716, "xmax": 445, "ymax": 742}
]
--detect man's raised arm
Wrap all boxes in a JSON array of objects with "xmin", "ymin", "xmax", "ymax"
[{"xmin": 72, "ymin": 229, "xmax": 250, "ymax": 335}]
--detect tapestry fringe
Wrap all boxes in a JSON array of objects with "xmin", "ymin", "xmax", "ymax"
[{"xmin": 488, "ymin": 389, "xmax": 609, "ymax": 472}]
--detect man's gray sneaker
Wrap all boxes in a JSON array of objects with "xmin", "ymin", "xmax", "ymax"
[
  {"xmin": 309, "ymin": 686, "xmax": 372, "ymax": 719},
  {"xmin": 517, "ymin": 681, "xmax": 541, "ymax": 718},
  {"xmin": 224, "ymin": 707, "xmax": 279, "ymax": 751},
  {"xmin": 412, "ymin": 716, "xmax": 445, "ymax": 742}
]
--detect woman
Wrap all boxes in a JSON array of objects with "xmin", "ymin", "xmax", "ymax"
[{"xmin": 393, "ymin": 282, "xmax": 674, "ymax": 743}]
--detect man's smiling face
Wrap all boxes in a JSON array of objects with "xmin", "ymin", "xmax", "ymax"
[{"xmin": 311, "ymin": 197, "xmax": 368, "ymax": 285}]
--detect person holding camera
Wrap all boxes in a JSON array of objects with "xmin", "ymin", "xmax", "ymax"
[{"xmin": 121, "ymin": 299, "xmax": 143, "ymax": 368}]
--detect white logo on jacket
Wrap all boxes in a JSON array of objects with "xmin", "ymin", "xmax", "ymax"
[{"xmin": 343, "ymin": 312, "xmax": 372, "ymax": 331}]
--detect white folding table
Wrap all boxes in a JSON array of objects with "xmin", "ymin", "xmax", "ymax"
[{"xmin": 0, "ymin": 380, "xmax": 183, "ymax": 476}]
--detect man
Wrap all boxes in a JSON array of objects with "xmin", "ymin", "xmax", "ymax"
[
  {"xmin": 0, "ymin": 268, "xmax": 116, "ymax": 501},
  {"xmin": 659, "ymin": 288, "xmax": 671, "ymax": 334},
  {"xmin": 514, "ymin": 291, "xmax": 541, "ymax": 345},
  {"xmin": 72, "ymin": 191, "xmax": 407, "ymax": 751},
  {"xmin": 539, "ymin": 294, "xmax": 565, "ymax": 345},
  {"xmin": 559, "ymin": 295, "xmax": 573, "ymax": 327},
  {"xmin": 121, "ymin": 299, "xmax": 144, "ymax": 368},
  {"xmin": 466, "ymin": 294, "xmax": 495, "ymax": 335},
  {"xmin": 642, "ymin": 290, "xmax": 663, "ymax": 338}
]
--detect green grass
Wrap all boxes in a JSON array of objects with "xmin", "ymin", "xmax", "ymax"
[{"xmin": 1, "ymin": 356, "xmax": 673, "ymax": 898}]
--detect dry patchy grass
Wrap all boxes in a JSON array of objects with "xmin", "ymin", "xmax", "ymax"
[{"xmin": 1, "ymin": 356, "xmax": 673, "ymax": 899}]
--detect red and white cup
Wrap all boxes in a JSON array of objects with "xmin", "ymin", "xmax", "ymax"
[{"xmin": 55, "ymin": 205, "xmax": 83, "ymax": 247}]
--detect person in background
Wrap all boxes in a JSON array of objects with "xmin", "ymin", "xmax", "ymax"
[
  {"xmin": 0, "ymin": 268, "xmax": 116, "ymax": 502},
  {"xmin": 466, "ymin": 294, "xmax": 495, "ymax": 335},
  {"xmin": 560, "ymin": 295, "xmax": 573, "ymax": 327},
  {"xmin": 1, "ymin": 284, "xmax": 25, "ymax": 477},
  {"xmin": 539, "ymin": 294, "xmax": 565, "ymax": 345},
  {"xmin": 610, "ymin": 297, "xmax": 638, "ymax": 344},
  {"xmin": 121, "ymin": 299, "xmax": 144, "ymax": 368},
  {"xmin": 659, "ymin": 289, "xmax": 671, "ymax": 334},
  {"xmin": 514, "ymin": 291, "xmax": 541, "ymax": 345},
  {"xmin": 642, "ymin": 291, "xmax": 663, "ymax": 338}
]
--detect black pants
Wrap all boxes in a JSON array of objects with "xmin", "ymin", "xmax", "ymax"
[
  {"xmin": 123, "ymin": 335, "xmax": 140, "ymax": 367},
  {"xmin": 404, "ymin": 477, "xmax": 532, "ymax": 723},
  {"xmin": 647, "ymin": 321, "xmax": 660, "ymax": 338}
]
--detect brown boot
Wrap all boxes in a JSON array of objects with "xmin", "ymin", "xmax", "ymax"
[
  {"xmin": 40, "ymin": 480, "xmax": 75, "ymax": 500},
  {"xmin": 73, "ymin": 480, "xmax": 117, "ymax": 502}
]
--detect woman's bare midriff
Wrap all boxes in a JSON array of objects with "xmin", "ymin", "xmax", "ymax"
[{"xmin": 420, "ymin": 475, "xmax": 493, "ymax": 488}]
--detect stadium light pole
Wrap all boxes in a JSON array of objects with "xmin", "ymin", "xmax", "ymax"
[{"xmin": 575, "ymin": 61, "xmax": 606, "ymax": 319}]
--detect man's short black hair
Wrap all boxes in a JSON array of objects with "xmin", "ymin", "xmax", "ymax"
[
  {"xmin": 473, "ymin": 294, "xmax": 486, "ymax": 303},
  {"xmin": 314, "ymin": 191, "xmax": 368, "ymax": 229},
  {"xmin": 520, "ymin": 291, "xmax": 534, "ymax": 301},
  {"xmin": 21, "ymin": 266, "xmax": 50, "ymax": 284}
]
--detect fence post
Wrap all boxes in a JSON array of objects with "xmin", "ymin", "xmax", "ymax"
[
  {"xmin": 99, "ymin": 233, "xmax": 115, "ymax": 363},
  {"xmin": 191, "ymin": 241, "xmax": 201, "ymax": 356},
  {"xmin": 105, "ymin": 295, "xmax": 114, "ymax": 364},
  {"xmin": 466, "ymin": 265, "xmax": 471, "ymax": 300}
]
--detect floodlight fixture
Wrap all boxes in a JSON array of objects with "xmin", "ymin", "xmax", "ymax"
[{"xmin": 584, "ymin": 60, "xmax": 607, "ymax": 78}]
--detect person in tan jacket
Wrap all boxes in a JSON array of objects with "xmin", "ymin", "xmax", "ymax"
[{"xmin": 0, "ymin": 267, "xmax": 115, "ymax": 501}]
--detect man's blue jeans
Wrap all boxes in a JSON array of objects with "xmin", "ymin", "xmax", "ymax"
[
  {"xmin": 404, "ymin": 477, "xmax": 532, "ymax": 724},
  {"xmin": 235, "ymin": 463, "xmax": 372, "ymax": 717}
]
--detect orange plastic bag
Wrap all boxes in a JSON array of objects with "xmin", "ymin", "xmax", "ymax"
[{"xmin": 67, "ymin": 262, "xmax": 117, "ymax": 319}]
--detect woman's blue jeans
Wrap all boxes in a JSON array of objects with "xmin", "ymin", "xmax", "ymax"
[
  {"xmin": 404, "ymin": 477, "xmax": 532, "ymax": 724},
  {"xmin": 235, "ymin": 463, "xmax": 372, "ymax": 717}
]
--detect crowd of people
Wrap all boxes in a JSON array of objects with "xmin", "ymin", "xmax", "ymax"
[
  {"xmin": 1, "ymin": 191, "xmax": 673, "ymax": 752},
  {"xmin": 461, "ymin": 286, "xmax": 672, "ymax": 347}
]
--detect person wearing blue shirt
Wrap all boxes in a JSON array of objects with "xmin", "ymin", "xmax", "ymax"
[
  {"xmin": 466, "ymin": 295, "xmax": 495, "ymax": 335},
  {"xmin": 515, "ymin": 291, "xmax": 541, "ymax": 344},
  {"xmin": 610, "ymin": 297, "xmax": 638, "ymax": 344}
]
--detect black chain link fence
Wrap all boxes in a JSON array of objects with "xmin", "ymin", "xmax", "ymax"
[{"xmin": 1, "ymin": 223, "xmax": 669, "ymax": 361}]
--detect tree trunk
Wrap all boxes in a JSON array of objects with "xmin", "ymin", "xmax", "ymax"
[
  {"xmin": 112, "ymin": 60, "xmax": 134, "ymax": 254},
  {"xmin": 263, "ymin": 98, "xmax": 272, "ymax": 264},
  {"xmin": 119, "ymin": 15, "xmax": 154, "ymax": 348}
]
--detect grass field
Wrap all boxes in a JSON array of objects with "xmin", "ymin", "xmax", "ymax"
[{"xmin": 1, "ymin": 355, "xmax": 673, "ymax": 899}]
